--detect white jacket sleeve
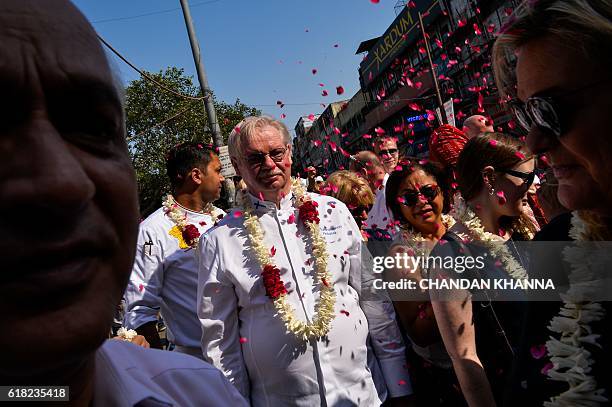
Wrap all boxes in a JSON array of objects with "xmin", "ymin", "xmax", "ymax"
[
  {"xmin": 346, "ymin": 209, "xmax": 414, "ymax": 398},
  {"xmin": 197, "ymin": 233, "xmax": 250, "ymax": 399},
  {"xmin": 124, "ymin": 226, "xmax": 164, "ymax": 329}
]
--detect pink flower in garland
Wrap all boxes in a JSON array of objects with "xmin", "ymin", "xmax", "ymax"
[{"xmin": 182, "ymin": 224, "xmax": 200, "ymax": 247}]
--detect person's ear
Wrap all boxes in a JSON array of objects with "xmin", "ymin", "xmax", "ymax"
[
  {"xmin": 482, "ymin": 166, "xmax": 496, "ymax": 191},
  {"xmin": 191, "ymin": 167, "xmax": 203, "ymax": 185},
  {"xmin": 286, "ymin": 145, "xmax": 293, "ymax": 167}
]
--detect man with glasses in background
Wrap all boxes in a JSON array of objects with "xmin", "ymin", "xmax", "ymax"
[
  {"xmin": 197, "ymin": 116, "xmax": 413, "ymax": 406},
  {"xmin": 365, "ymin": 136, "xmax": 401, "ymax": 243}
]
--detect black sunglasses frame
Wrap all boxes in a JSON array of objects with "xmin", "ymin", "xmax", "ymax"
[
  {"xmin": 510, "ymin": 80, "xmax": 608, "ymax": 139},
  {"xmin": 500, "ymin": 169, "xmax": 536, "ymax": 187},
  {"xmin": 379, "ymin": 148, "xmax": 398, "ymax": 156},
  {"xmin": 400, "ymin": 185, "xmax": 439, "ymax": 207}
]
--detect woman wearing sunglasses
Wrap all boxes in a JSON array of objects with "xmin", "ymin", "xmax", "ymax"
[
  {"xmin": 384, "ymin": 160, "xmax": 463, "ymax": 406},
  {"xmin": 493, "ymin": 1, "xmax": 612, "ymax": 405},
  {"xmin": 425, "ymin": 133, "xmax": 536, "ymax": 407}
]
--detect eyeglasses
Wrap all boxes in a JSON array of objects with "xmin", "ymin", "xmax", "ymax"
[
  {"xmin": 379, "ymin": 148, "xmax": 398, "ymax": 156},
  {"xmin": 510, "ymin": 80, "xmax": 605, "ymax": 138},
  {"xmin": 400, "ymin": 184, "xmax": 439, "ymax": 206},
  {"xmin": 245, "ymin": 146, "xmax": 288, "ymax": 167},
  {"xmin": 500, "ymin": 169, "xmax": 536, "ymax": 187}
]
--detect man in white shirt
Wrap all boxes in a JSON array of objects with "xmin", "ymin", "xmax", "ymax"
[
  {"xmin": 124, "ymin": 142, "xmax": 225, "ymax": 357},
  {"xmin": 351, "ymin": 151, "xmax": 398, "ymax": 242},
  {"xmin": 0, "ymin": 2, "xmax": 246, "ymax": 405},
  {"xmin": 198, "ymin": 116, "xmax": 413, "ymax": 406}
]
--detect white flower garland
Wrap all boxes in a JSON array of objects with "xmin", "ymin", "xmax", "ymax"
[
  {"xmin": 240, "ymin": 179, "xmax": 336, "ymax": 341},
  {"xmin": 450, "ymin": 195, "xmax": 528, "ymax": 280},
  {"xmin": 544, "ymin": 212, "xmax": 608, "ymax": 406},
  {"xmin": 116, "ymin": 327, "xmax": 138, "ymax": 341},
  {"xmin": 398, "ymin": 214, "xmax": 456, "ymax": 257},
  {"xmin": 162, "ymin": 194, "xmax": 216, "ymax": 249}
]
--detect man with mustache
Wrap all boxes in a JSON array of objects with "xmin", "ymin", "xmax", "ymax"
[
  {"xmin": 0, "ymin": 1, "xmax": 246, "ymax": 405},
  {"xmin": 198, "ymin": 116, "xmax": 413, "ymax": 406},
  {"xmin": 124, "ymin": 142, "xmax": 225, "ymax": 357}
]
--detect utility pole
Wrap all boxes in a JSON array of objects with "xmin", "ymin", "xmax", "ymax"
[
  {"xmin": 418, "ymin": 11, "xmax": 447, "ymax": 124},
  {"xmin": 179, "ymin": 0, "xmax": 235, "ymax": 205}
]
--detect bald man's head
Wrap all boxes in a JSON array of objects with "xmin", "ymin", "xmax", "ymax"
[
  {"xmin": 0, "ymin": 0, "xmax": 139, "ymax": 382},
  {"xmin": 463, "ymin": 115, "xmax": 494, "ymax": 139},
  {"xmin": 350, "ymin": 151, "xmax": 386, "ymax": 190}
]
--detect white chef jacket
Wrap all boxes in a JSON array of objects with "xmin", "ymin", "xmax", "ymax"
[
  {"xmin": 93, "ymin": 339, "xmax": 247, "ymax": 406},
  {"xmin": 366, "ymin": 174, "xmax": 398, "ymax": 240},
  {"xmin": 198, "ymin": 191, "xmax": 412, "ymax": 406},
  {"xmin": 124, "ymin": 204, "xmax": 225, "ymax": 353}
]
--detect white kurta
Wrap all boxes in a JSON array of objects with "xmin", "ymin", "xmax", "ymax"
[
  {"xmin": 124, "ymin": 204, "xmax": 224, "ymax": 354},
  {"xmin": 198, "ymin": 192, "xmax": 411, "ymax": 406},
  {"xmin": 366, "ymin": 174, "xmax": 398, "ymax": 240}
]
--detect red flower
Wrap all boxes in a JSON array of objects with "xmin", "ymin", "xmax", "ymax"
[
  {"xmin": 262, "ymin": 265, "xmax": 287, "ymax": 299},
  {"xmin": 299, "ymin": 200, "xmax": 320, "ymax": 224},
  {"xmin": 182, "ymin": 224, "xmax": 200, "ymax": 246}
]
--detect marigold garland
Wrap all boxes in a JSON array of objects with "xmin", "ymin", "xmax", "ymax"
[
  {"xmin": 240, "ymin": 179, "xmax": 336, "ymax": 341},
  {"xmin": 544, "ymin": 212, "xmax": 608, "ymax": 406}
]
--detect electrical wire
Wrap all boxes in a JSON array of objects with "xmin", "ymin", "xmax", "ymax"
[
  {"xmin": 98, "ymin": 34, "xmax": 205, "ymax": 101},
  {"xmin": 91, "ymin": 0, "xmax": 222, "ymax": 24}
]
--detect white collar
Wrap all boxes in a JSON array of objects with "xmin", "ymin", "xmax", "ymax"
[{"xmin": 247, "ymin": 190, "xmax": 296, "ymax": 212}]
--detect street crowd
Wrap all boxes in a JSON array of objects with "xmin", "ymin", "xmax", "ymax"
[{"xmin": 1, "ymin": 0, "xmax": 611, "ymax": 406}]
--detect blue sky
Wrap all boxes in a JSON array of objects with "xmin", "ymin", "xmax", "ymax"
[{"xmin": 72, "ymin": 0, "xmax": 403, "ymax": 136}]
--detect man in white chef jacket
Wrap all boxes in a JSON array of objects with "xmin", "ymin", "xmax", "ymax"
[
  {"xmin": 197, "ymin": 116, "xmax": 413, "ymax": 406},
  {"xmin": 124, "ymin": 142, "xmax": 225, "ymax": 357}
]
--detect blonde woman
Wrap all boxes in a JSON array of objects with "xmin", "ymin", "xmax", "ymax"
[
  {"xmin": 493, "ymin": 1, "xmax": 612, "ymax": 404},
  {"xmin": 324, "ymin": 170, "xmax": 375, "ymax": 238}
]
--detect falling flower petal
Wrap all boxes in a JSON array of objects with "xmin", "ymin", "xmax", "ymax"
[
  {"xmin": 496, "ymin": 190, "xmax": 507, "ymax": 205},
  {"xmin": 287, "ymin": 213, "xmax": 296, "ymax": 224},
  {"xmin": 340, "ymin": 310, "xmax": 350, "ymax": 316},
  {"xmin": 336, "ymin": 86, "xmax": 345, "ymax": 95},
  {"xmin": 321, "ymin": 90, "xmax": 328, "ymax": 96},
  {"xmin": 312, "ymin": 68, "xmax": 317, "ymax": 75},
  {"xmin": 233, "ymin": 211, "xmax": 243, "ymax": 218},
  {"xmin": 530, "ymin": 344, "xmax": 547, "ymax": 359},
  {"xmin": 541, "ymin": 362, "xmax": 553, "ymax": 375},
  {"xmin": 239, "ymin": 337, "xmax": 248, "ymax": 344}
]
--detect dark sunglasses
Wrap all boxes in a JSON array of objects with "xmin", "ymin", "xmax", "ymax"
[
  {"xmin": 400, "ymin": 184, "xmax": 439, "ymax": 206},
  {"xmin": 500, "ymin": 169, "xmax": 536, "ymax": 187},
  {"xmin": 379, "ymin": 148, "xmax": 398, "ymax": 156},
  {"xmin": 245, "ymin": 146, "xmax": 288, "ymax": 167},
  {"xmin": 510, "ymin": 80, "xmax": 605, "ymax": 138}
]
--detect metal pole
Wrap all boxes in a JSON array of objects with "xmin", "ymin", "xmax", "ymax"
[
  {"xmin": 179, "ymin": 0, "xmax": 234, "ymax": 206},
  {"xmin": 179, "ymin": 0, "xmax": 223, "ymax": 148},
  {"xmin": 418, "ymin": 11, "xmax": 448, "ymax": 124}
]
